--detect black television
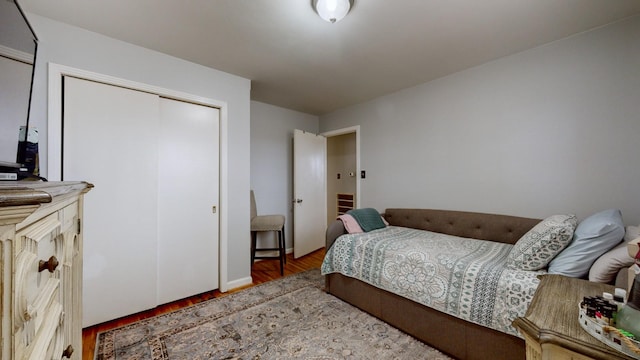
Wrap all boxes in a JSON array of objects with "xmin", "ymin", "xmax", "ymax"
[{"xmin": 0, "ymin": 0, "xmax": 38, "ymax": 179}]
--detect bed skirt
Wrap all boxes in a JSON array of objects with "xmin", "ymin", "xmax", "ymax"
[{"xmin": 326, "ymin": 272, "xmax": 525, "ymax": 360}]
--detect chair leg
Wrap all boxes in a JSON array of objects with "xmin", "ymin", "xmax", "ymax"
[
  {"xmin": 278, "ymin": 229, "xmax": 284, "ymax": 276},
  {"xmin": 282, "ymin": 225, "xmax": 286, "ymax": 264},
  {"xmin": 251, "ymin": 228, "xmax": 285, "ymax": 275},
  {"xmin": 251, "ymin": 231, "xmax": 257, "ymax": 266}
]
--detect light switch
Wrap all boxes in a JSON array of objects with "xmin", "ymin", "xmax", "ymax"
[{"xmin": 361, "ymin": 170, "xmax": 366, "ymax": 179}]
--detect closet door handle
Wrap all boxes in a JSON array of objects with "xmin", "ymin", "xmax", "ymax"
[
  {"xmin": 294, "ymin": 199, "xmax": 303, "ymax": 204},
  {"xmin": 38, "ymin": 256, "xmax": 59, "ymax": 273}
]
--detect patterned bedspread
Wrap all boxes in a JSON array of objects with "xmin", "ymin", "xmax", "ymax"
[{"xmin": 321, "ymin": 226, "xmax": 545, "ymax": 336}]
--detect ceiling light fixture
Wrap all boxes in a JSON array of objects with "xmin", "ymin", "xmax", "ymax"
[{"xmin": 313, "ymin": 0, "xmax": 353, "ymax": 23}]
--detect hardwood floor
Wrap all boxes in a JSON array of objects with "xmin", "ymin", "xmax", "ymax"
[{"xmin": 82, "ymin": 248, "xmax": 325, "ymax": 359}]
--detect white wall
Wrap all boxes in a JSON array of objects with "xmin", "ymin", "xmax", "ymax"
[
  {"xmin": 26, "ymin": 14, "xmax": 253, "ymax": 284},
  {"xmin": 250, "ymin": 101, "xmax": 319, "ymax": 251},
  {"xmin": 320, "ymin": 15, "xmax": 640, "ymax": 225}
]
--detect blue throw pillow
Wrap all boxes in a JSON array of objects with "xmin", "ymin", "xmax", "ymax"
[{"xmin": 547, "ymin": 209, "xmax": 625, "ymax": 278}]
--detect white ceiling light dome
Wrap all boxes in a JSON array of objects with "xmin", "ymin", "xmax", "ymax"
[{"xmin": 313, "ymin": 0, "xmax": 353, "ymax": 23}]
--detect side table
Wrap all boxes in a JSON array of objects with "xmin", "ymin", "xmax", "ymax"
[{"xmin": 513, "ymin": 274, "xmax": 635, "ymax": 360}]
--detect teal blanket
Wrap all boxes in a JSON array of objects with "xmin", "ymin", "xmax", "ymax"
[{"xmin": 347, "ymin": 208, "xmax": 386, "ymax": 232}]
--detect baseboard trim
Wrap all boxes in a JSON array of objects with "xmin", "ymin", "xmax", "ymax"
[{"xmin": 225, "ymin": 276, "xmax": 252, "ymax": 292}]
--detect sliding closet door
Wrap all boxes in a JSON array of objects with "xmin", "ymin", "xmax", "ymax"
[
  {"xmin": 157, "ymin": 98, "xmax": 219, "ymax": 304},
  {"xmin": 63, "ymin": 76, "xmax": 160, "ymax": 327}
]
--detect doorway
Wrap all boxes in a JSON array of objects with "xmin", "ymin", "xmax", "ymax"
[
  {"xmin": 323, "ymin": 126, "xmax": 360, "ymax": 229},
  {"xmin": 291, "ymin": 126, "xmax": 360, "ymax": 259}
]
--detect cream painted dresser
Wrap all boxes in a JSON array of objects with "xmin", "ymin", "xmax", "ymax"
[{"xmin": 0, "ymin": 181, "xmax": 92, "ymax": 360}]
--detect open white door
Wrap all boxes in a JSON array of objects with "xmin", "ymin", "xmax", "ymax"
[{"xmin": 293, "ymin": 129, "xmax": 327, "ymax": 258}]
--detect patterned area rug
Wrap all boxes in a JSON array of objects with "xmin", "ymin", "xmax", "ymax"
[{"xmin": 95, "ymin": 269, "xmax": 452, "ymax": 359}]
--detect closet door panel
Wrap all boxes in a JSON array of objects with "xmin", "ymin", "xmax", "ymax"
[
  {"xmin": 157, "ymin": 98, "xmax": 219, "ymax": 304},
  {"xmin": 63, "ymin": 77, "xmax": 160, "ymax": 327}
]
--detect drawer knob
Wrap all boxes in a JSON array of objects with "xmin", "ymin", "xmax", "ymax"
[
  {"xmin": 62, "ymin": 345, "xmax": 74, "ymax": 358},
  {"xmin": 38, "ymin": 256, "xmax": 59, "ymax": 273}
]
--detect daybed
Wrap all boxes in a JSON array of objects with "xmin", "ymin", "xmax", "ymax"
[{"xmin": 322, "ymin": 208, "xmax": 637, "ymax": 360}]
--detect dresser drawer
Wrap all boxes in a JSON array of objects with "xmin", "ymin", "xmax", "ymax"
[
  {"xmin": 23, "ymin": 301, "xmax": 64, "ymax": 359},
  {"xmin": 14, "ymin": 213, "xmax": 64, "ymax": 356},
  {"xmin": 17, "ymin": 213, "xmax": 61, "ymax": 263},
  {"xmin": 1, "ymin": 181, "xmax": 90, "ymax": 359}
]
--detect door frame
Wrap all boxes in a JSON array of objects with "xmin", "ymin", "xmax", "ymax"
[
  {"xmin": 46, "ymin": 63, "xmax": 231, "ymax": 292},
  {"xmin": 322, "ymin": 125, "xmax": 361, "ymax": 209}
]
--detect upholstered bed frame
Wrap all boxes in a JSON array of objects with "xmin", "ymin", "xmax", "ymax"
[{"xmin": 325, "ymin": 208, "xmax": 543, "ymax": 360}]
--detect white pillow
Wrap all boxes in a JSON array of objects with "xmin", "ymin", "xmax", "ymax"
[
  {"xmin": 506, "ymin": 214, "xmax": 577, "ymax": 271},
  {"xmin": 588, "ymin": 225, "xmax": 639, "ymax": 283},
  {"xmin": 626, "ymin": 225, "xmax": 640, "ymax": 242},
  {"xmin": 589, "ymin": 241, "xmax": 634, "ymax": 283}
]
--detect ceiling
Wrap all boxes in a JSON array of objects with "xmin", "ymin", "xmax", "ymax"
[{"xmin": 20, "ymin": 0, "xmax": 640, "ymax": 115}]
